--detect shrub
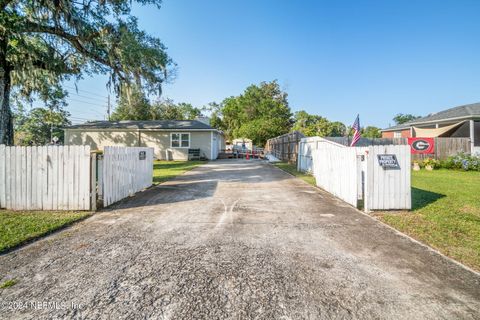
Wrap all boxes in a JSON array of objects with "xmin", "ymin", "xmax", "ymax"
[
  {"xmin": 442, "ymin": 153, "xmax": 480, "ymax": 171},
  {"xmin": 423, "ymin": 157, "xmax": 440, "ymax": 169}
]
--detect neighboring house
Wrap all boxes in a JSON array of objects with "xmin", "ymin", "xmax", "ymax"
[
  {"xmin": 64, "ymin": 120, "xmax": 225, "ymax": 160},
  {"xmin": 382, "ymin": 102, "xmax": 480, "ymax": 153}
]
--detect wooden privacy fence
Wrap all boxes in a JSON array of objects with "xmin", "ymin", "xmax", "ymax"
[
  {"xmin": 0, "ymin": 145, "xmax": 92, "ymax": 210},
  {"xmin": 298, "ymin": 137, "xmax": 411, "ymax": 211},
  {"xmin": 265, "ymin": 131, "xmax": 305, "ymax": 164},
  {"xmin": 412, "ymin": 137, "xmax": 471, "ymax": 161},
  {"xmin": 0, "ymin": 145, "xmax": 154, "ymax": 211},
  {"xmin": 100, "ymin": 147, "xmax": 154, "ymax": 207}
]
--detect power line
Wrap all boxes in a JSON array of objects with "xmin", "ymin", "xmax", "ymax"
[
  {"xmin": 66, "ymin": 97, "xmax": 108, "ymax": 107},
  {"xmin": 67, "ymin": 91, "xmax": 108, "ymax": 103},
  {"xmin": 64, "ymin": 85, "xmax": 109, "ymax": 99}
]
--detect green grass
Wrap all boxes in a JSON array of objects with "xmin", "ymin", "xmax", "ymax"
[
  {"xmin": 377, "ymin": 169, "xmax": 480, "ymax": 271},
  {"xmin": 273, "ymin": 162, "xmax": 316, "ymax": 186},
  {"xmin": 0, "ymin": 210, "xmax": 91, "ymax": 253},
  {"xmin": 153, "ymin": 160, "xmax": 204, "ymax": 184},
  {"xmin": 0, "ymin": 279, "xmax": 18, "ymax": 289}
]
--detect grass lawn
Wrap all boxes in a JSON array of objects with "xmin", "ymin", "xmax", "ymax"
[
  {"xmin": 0, "ymin": 210, "xmax": 92, "ymax": 253},
  {"xmin": 376, "ymin": 169, "xmax": 480, "ymax": 271},
  {"xmin": 153, "ymin": 160, "xmax": 205, "ymax": 184},
  {"xmin": 273, "ymin": 162, "xmax": 316, "ymax": 186}
]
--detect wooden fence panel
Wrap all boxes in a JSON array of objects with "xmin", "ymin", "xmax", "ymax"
[
  {"xmin": 298, "ymin": 137, "xmax": 411, "ymax": 211},
  {"xmin": 299, "ymin": 137, "xmax": 359, "ymax": 207},
  {"xmin": 365, "ymin": 145, "xmax": 411, "ymax": 211},
  {"xmin": 265, "ymin": 131, "xmax": 305, "ymax": 164},
  {"xmin": 0, "ymin": 145, "xmax": 5, "ymax": 208},
  {"xmin": 0, "ymin": 145, "xmax": 91, "ymax": 211},
  {"xmin": 410, "ymin": 137, "xmax": 471, "ymax": 161},
  {"xmin": 102, "ymin": 147, "xmax": 154, "ymax": 207}
]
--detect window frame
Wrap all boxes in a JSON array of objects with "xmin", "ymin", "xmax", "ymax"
[
  {"xmin": 393, "ymin": 131, "xmax": 402, "ymax": 138},
  {"xmin": 170, "ymin": 132, "xmax": 191, "ymax": 148}
]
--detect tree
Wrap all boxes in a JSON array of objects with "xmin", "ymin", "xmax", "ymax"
[
  {"xmin": 110, "ymin": 85, "xmax": 152, "ymax": 121},
  {"xmin": 220, "ymin": 80, "xmax": 292, "ymax": 145},
  {"xmin": 362, "ymin": 126, "xmax": 382, "ymax": 138},
  {"xmin": 291, "ymin": 110, "xmax": 346, "ymax": 137},
  {"xmin": 151, "ymin": 99, "xmax": 203, "ymax": 120},
  {"xmin": 14, "ymin": 107, "xmax": 71, "ymax": 145},
  {"xmin": 393, "ymin": 113, "xmax": 420, "ymax": 125},
  {"xmin": 1, "ymin": 1, "xmax": 173, "ymax": 145},
  {"xmin": 291, "ymin": 110, "xmax": 321, "ymax": 136},
  {"xmin": 111, "ymin": 95, "xmax": 203, "ymax": 121},
  {"xmin": 177, "ymin": 102, "xmax": 202, "ymax": 120},
  {"xmin": 204, "ymin": 102, "xmax": 224, "ymax": 129}
]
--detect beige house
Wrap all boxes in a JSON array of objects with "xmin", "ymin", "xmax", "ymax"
[{"xmin": 64, "ymin": 120, "xmax": 225, "ymax": 160}]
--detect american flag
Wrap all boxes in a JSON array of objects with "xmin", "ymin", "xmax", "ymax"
[{"xmin": 350, "ymin": 114, "xmax": 361, "ymax": 147}]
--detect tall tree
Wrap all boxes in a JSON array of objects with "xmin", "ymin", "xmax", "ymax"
[
  {"xmin": 151, "ymin": 99, "xmax": 203, "ymax": 120},
  {"xmin": 111, "ymin": 96, "xmax": 203, "ymax": 121},
  {"xmin": 362, "ymin": 126, "xmax": 382, "ymax": 138},
  {"xmin": 110, "ymin": 85, "xmax": 153, "ymax": 121},
  {"xmin": 204, "ymin": 102, "xmax": 223, "ymax": 129},
  {"xmin": 0, "ymin": 1, "xmax": 173, "ymax": 145},
  {"xmin": 291, "ymin": 110, "xmax": 346, "ymax": 137},
  {"xmin": 220, "ymin": 80, "xmax": 292, "ymax": 145},
  {"xmin": 14, "ymin": 107, "xmax": 70, "ymax": 145},
  {"xmin": 393, "ymin": 113, "xmax": 420, "ymax": 125}
]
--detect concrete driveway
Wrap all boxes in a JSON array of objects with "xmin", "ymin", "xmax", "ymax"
[{"xmin": 1, "ymin": 160, "xmax": 479, "ymax": 319}]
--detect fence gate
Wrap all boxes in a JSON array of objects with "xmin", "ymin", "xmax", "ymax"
[
  {"xmin": 298, "ymin": 137, "xmax": 411, "ymax": 211},
  {"xmin": 100, "ymin": 147, "xmax": 154, "ymax": 207}
]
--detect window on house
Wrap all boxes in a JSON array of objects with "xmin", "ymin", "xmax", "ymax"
[
  {"xmin": 171, "ymin": 133, "xmax": 190, "ymax": 148},
  {"xmin": 393, "ymin": 131, "xmax": 402, "ymax": 138}
]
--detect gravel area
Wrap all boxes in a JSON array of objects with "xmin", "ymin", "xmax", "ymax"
[{"xmin": 0, "ymin": 160, "xmax": 479, "ymax": 319}]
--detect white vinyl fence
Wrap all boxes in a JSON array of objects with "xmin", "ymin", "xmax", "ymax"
[
  {"xmin": 298, "ymin": 137, "xmax": 411, "ymax": 211},
  {"xmin": 101, "ymin": 147, "xmax": 154, "ymax": 207},
  {"xmin": 0, "ymin": 145, "xmax": 92, "ymax": 210}
]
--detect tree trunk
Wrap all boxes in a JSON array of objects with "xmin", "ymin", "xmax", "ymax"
[{"xmin": 0, "ymin": 39, "xmax": 13, "ymax": 146}]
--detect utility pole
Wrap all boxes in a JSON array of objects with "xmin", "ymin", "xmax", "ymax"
[{"xmin": 107, "ymin": 94, "xmax": 111, "ymax": 121}]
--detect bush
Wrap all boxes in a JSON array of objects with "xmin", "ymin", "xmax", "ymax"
[
  {"xmin": 423, "ymin": 157, "xmax": 440, "ymax": 169},
  {"xmin": 441, "ymin": 153, "xmax": 480, "ymax": 171}
]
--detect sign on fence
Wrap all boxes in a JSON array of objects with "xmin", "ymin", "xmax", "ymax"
[
  {"xmin": 0, "ymin": 145, "xmax": 92, "ymax": 211},
  {"xmin": 377, "ymin": 154, "xmax": 400, "ymax": 169}
]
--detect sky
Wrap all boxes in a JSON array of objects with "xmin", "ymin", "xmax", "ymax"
[{"xmin": 64, "ymin": 0, "xmax": 480, "ymax": 128}]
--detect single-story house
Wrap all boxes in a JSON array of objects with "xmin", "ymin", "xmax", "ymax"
[
  {"xmin": 381, "ymin": 102, "xmax": 480, "ymax": 153},
  {"xmin": 64, "ymin": 120, "xmax": 225, "ymax": 160}
]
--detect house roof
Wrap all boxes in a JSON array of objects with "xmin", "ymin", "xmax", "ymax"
[
  {"xmin": 66, "ymin": 120, "xmax": 216, "ymax": 130},
  {"xmin": 382, "ymin": 102, "xmax": 480, "ymax": 131}
]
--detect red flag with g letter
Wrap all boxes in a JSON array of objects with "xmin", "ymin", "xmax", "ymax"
[{"xmin": 408, "ymin": 138, "xmax": 435, "ymax": 154}]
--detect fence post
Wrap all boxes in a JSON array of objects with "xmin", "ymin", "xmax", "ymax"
[{"xmin": 90, "ymin": 152, "xmax": 97, "ymax": 211}]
